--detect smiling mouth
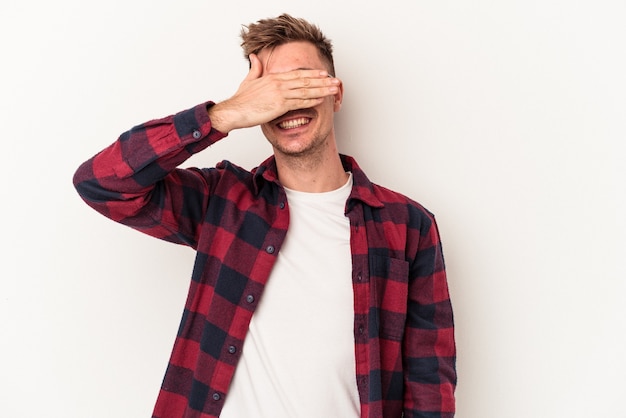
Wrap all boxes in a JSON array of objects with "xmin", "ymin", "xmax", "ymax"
[{"xmin": 278, "ymin": 117, "xmax": 311, "ymax": 130}]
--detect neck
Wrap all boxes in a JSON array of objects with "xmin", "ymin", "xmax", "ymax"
[{"xmin": 275, "ymin": 151, "xmax": 347, "ymax": 193}]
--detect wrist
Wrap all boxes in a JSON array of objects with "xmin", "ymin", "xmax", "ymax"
[{"xmin": 207, "ymin": 101, "xmax": 236, "ymax": 134}]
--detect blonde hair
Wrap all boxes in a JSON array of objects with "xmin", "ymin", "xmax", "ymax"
[{"xmin": 240, "ymin": 13, "xmax": 335, "ymax": 75}]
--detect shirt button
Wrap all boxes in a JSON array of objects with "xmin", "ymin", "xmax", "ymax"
[
  {"xmin": 356, "ymin": 273, "xmax": 362, "ymax": 282},
  {"xmin": 359, "ymin": 325, "xmax": 365, "ymax": 334},
  {"xmin": 246, "ymin": 294, "xmax": 255, "ymax": 303},
  {"xmin": 265, "ymin": 245, "xmax": 275, "ymax": 254},
  {"xmin": 192, "ymin": 130, "xmax": 202, "ymax": 139},
  {"xmin": 279, "ymin": 202, "xmax": 285, "ymax": 209},
  {"xmin": 228, "ymin": 345, "xmax": 237, "ymax": 354},
  {"xmin": 212, "ymin": 393, "xmax": 221, "ymax": 401}
]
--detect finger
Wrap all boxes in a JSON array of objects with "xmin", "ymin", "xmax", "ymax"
[
  {"xmin": 279, "ymin": 74, "xmax": 340, "ymax": 97},
  {"xmin": 276, "ymin": 68, "xmax": 331, "ymax": 82},
  {"xmin": 285, "ymin": 86, "xmax": 339, "ymax": 101},
  {"xmin": 275, "ymin": 73, "xmax": 339, "ymax": 93},
  {"xmin": 243, "ymin": 54, "xmax": 263, "ymax": 82}
]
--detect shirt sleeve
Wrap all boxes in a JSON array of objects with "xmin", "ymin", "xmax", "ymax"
[
  {"xmin": 72, "ymin": 102, "xmax": 227, "ymax": 248},
  {"xmin": 403, "ymin": 213, "xmax": 457, "ymax": 417}
]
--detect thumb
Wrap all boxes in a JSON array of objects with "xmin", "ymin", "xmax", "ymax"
[{"xmin": 244, "ymin": 53, "xmax": 263, "ymax": 81}]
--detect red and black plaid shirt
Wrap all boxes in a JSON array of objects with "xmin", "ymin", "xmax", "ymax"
[{"xmin": 73, "ymin": 102, "xmax": 456, "ymax": 418}]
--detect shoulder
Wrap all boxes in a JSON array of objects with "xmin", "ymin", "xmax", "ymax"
[
  {"xmin": 371, "ymin": 183, "xmax": 433, "ymax": 214},
  {"xmin": 206, "ymin": 158, "xmax": 281, "ymax": 203},
  {"xmin": 189, "ymin": 159, "xmax": 257, "ymax": 197},
  {"xmin": 370, "ymin": 182, "xmax": 436, "ymax": 231}
]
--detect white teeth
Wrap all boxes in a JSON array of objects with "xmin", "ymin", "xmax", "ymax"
[{"xmin": 279, "ymin": 117, "xmax": 310, "ymax": 129}]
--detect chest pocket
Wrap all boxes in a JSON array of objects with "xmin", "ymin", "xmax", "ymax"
[{"xmin": 369, "ymin": 255, "xmax": 409, "ymax": 341}]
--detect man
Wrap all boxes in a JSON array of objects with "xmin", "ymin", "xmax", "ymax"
[{"xmin": 74, "ymin": 13, "xmax": 456, "ymax": 418}]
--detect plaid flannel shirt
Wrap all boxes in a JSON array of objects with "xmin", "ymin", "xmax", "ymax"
[{"xmin": 73, "ymin": 102, "xmax": 456, "ymax": 418}]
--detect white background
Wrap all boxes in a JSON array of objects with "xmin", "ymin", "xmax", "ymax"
[{"xmin": 1, "ymin": 1, "xmax": 625, "ymax": 417}]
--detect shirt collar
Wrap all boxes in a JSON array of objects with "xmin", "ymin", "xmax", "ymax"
[{"xmin": 252, "ymin": 154, "xmax": 384, "ymax": 209}]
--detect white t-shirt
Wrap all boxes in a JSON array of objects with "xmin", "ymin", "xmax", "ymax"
[{"xmin": 220, "ymin": 173, "xmax": 359, "ymax": 418}]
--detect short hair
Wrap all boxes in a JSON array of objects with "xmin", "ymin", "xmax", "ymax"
[{"xmin": 240, "ymin": 13, "xmax": 335, "ymax": 75}]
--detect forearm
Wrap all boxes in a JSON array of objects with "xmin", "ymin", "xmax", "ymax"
[{"xmin": 73, "ymin": 102, "xmax": 226, "ymax": 222}]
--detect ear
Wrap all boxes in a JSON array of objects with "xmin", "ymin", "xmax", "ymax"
[{"xmin": 333, "ymin": 81, "xmax": 344, "ymax": 112}]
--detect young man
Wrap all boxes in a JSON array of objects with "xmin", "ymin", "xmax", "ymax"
[{"xmin": 74, "ymin": 13, "xmax": 456, "ymax": 418}]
